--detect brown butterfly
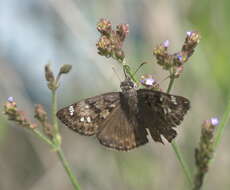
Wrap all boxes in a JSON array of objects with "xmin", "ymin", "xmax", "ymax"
[{"xmin": 56, "ymin": 79, "xmax": 190, "ymax": 151}]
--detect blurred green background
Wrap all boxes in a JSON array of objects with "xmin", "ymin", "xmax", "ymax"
[{"xmin": 0, "ymin": 0, "xmax": 229, "ymax": 189}]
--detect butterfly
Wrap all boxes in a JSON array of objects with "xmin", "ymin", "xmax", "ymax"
[{"xmin": 56, "ymin": 79, "xmax": 190, "ymax": 151}]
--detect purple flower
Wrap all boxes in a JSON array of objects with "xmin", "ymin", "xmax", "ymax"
[
  {"xmin": 163, "ymin": 40, "xmax": 170, "ymax": 48},
  {"xmin": 186, "ymin": 31, "xmax": 192, "ymax": 36},
  {"xmin": 140, "ymin": 75, "xmax": 156, "ymax": 87},
  {"xmin": 145, "ymin": 78, "xmax": 155, "ymax": 86},
  {"xmin": 7, "ymin": 97, "xmax": 14, "ymax": 103},
  {"xmin": 177, "ymin": 55, "xmax": 183, "ymax": 62},
  {"xmin": 211, "ymin": 117, "xmax": 219, "ymax": 126}
]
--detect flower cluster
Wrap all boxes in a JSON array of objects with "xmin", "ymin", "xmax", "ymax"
[
  {"xmin": 153, "ymin": 31, "xmax": 200, "ymax": 78},
  {"xmin": 35, "ymin": 104, "xmax": 53, "ymax": 139},
  {"xmin": 3, "ymin": 64, "xmax": 72, "ymax": 139},
  {"xmin": 194, "ymin": 117, "xmax": 219, "ymax": 189},
  {"xmin": 3, "ymin": 97, "xmax": 37, "ymax": 129},
  {"xmin": 96, "ymin": 18, "xmax": 129, "ymax": 62},
  {"xmin": 3, "ymin": 97, "xmax": 55, "ymax": 140}
]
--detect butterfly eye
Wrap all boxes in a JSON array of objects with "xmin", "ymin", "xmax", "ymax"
[{"xmin": 127, "ymin": 81, "xmax": 134, "ymax": 88}]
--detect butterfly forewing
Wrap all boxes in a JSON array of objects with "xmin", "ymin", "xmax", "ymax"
[{"xmin": 56, "ymin": 92, "xmax": 120, "ymax": 136}]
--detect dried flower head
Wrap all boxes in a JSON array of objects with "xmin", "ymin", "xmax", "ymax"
[
  {"xmin": 153, "ymin": 31, "xmax": 201, "ymax": 78},
  {"xmin": 3, "ymin": 97, "xmax": 37, "ymax": 129},
  {"xmin": 97, "ymin": 18, "xmax": 112, "ymax": 35},
  {"xmin": 34, "ymin": 104, "xmax": 53, "ymax": 139},
  {"xmin": 201, "ymin": 117, "xmax": 219, "ymax": 137},
  {"xmin": 182, "ymin": 31, "xmax": 201, "ymax": 59},
  {"xmin": 96, "ymin": 18, "xmax": 129, "ymax": 62},
  {"xmin": 194, "ymin": 117, "xmax": 218, "ymax": 189},
  {"xmin": 34, "ymin": 104, "xmax": 48, "ymax": 122},
  {"xmin": 153, "ymin": 40, "xmax": 172, "ymax": 70},
  {"xmin": 116, "ymin": 24, "xmax": 129, "ymax": 42},
  {"xmin": 97, "ymin": 35, "xmax": 113, "ymax": 58}
]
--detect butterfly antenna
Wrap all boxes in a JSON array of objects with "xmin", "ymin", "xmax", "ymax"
[
  {"xmin": 112, "ymin": 67, "xmax": 122, "ymax": 82},
  {"xmin": 134, "ymin": 62, "xmax": 148, "ymax": 75}
]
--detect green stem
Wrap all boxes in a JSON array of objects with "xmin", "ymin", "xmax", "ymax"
[
  {"xmin": 33, "ymin": 129, "xmax": 55, "ymax": 148},
  {"xmin": 171, "ymin": 141, "xmax": 193, "ymax": 186},
  {"xmin": 167, "ymin": 76, "xmax": 175, "ymax": 93},
  {"xmin": 52, "ymin": 90, "xmax": 59, "ymax": 136},
  {"xmin": 167, "ymin": 75, "xmax": 193, "ymax": 188},
  {"xmin": 56, "ymin": 148, "xmax": 81, "ymax": 190},
  {"xmin": 51, "ymin": 85, "xmax": 81, "ymax": 190},
  {"xmin": 214, "ymin": 94, "xmax": 230, "ymax": 149}
]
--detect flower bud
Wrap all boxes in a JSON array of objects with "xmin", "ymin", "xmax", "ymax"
[
  {"xmin": 116, "ymin": 24, "xmax": 129, "ymax": 41},
  {"xmin": 34, "ymin": 104, "xmax": 47, "ymax": 122},
  {"xmin": 59, "ymin": 64, "xmax": 72, "ymax": 75},
  {"xmin": 45, "ymin": 64, "xmax": 55, "ymax": 82},
  {"xmin": 97, "ymin": 18, "xmax": 112, "ymax": 35}
]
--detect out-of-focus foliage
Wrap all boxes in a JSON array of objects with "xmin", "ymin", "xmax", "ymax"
[{"xmin": 0, "ymin": 0, "xmax": 229, "ymax": 190}]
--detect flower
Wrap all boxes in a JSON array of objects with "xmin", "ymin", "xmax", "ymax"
[{"xmin": 7, "ymin": 96, "xmax": 14, "ymax": 103}]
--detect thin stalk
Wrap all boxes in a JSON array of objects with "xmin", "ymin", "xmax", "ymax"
[
  {"xmin": 166, "ymin": 76, "xmax": 175, "ymax": 93},
  {"xmin": 51, "ymin": 86, "xmax": 81, "ymax": 190},
  {"xmin": 56, "ymin": 148, "xmax": 81, "ymax": 190},
  {"xmin": 52, "ymin": 89, "xmax": 59, "ymax": 136},
  {"xmin": 33, "ymin": 129, "xmax": 55, "ymax": 148},
  {"xmin": 171, "ymin": 141, "xmax": 193, "ymax": 186},
  {"xmin": 167, "ymin": 75, "xmax": 193, "ymax": 187}
]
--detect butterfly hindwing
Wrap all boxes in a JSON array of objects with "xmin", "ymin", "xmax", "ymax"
[
  {"xmin": 56, "ymin": 92, "xmax": 120, "ymax": 136},
  {"xmin": 137, "ymin": 89, "xmax": 190, "ymax": 143},
  {"xmin": 96, "ymin": 105, "xmax": 148, "ymax": 151}
]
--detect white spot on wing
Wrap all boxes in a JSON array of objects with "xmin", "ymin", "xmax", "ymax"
[
  {"xmin": 160, "ymin": 97, "xmax": 164, "ymax": 102},
  {"xmin": 86, "ymin": 116, "xmax": 91, "ymax": 123},
  {"xmin": 80, "ymin": 117, "xmax": 85, "ymax": 122},
  {"xmin": 68, "ymin": 105, "xmax": 74, "ymax": 116},
  {"xmin": 171, "ymin": 96, "xmax": 178, "ymax": 105}
]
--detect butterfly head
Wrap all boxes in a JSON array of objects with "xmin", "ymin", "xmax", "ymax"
[{"xmin": 120, "ymin": 79, "xmax": 137, "ymax": 93}]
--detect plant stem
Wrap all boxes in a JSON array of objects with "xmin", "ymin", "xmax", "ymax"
[
  {"xmin": 33, "ymin": 129, "xmax": 55, "ymax": 148},
  {"xmin": 166, "ymin": 76, "xmax": 175, "ymax": 93},
  {"xmin": 167, "ymin": 75, "xmax": 193, "ymax": 188},
  {"xmin": 56, "ymin": 148, "xmax": 81, "ymax": 190},
  {"xmin": 52, "ymin": 89, "xmax": 59, "ymax": 136},
  {"xmin": 51, "ymin": 86, "xmax": 81, "ymax": 190},
  {"xmin": 213, "ymin": 94, "xmax": 230, "ymax": 149},
  {"xmin": 171, "ymin": 141, "xmax": 193, "ymax": 186}
]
